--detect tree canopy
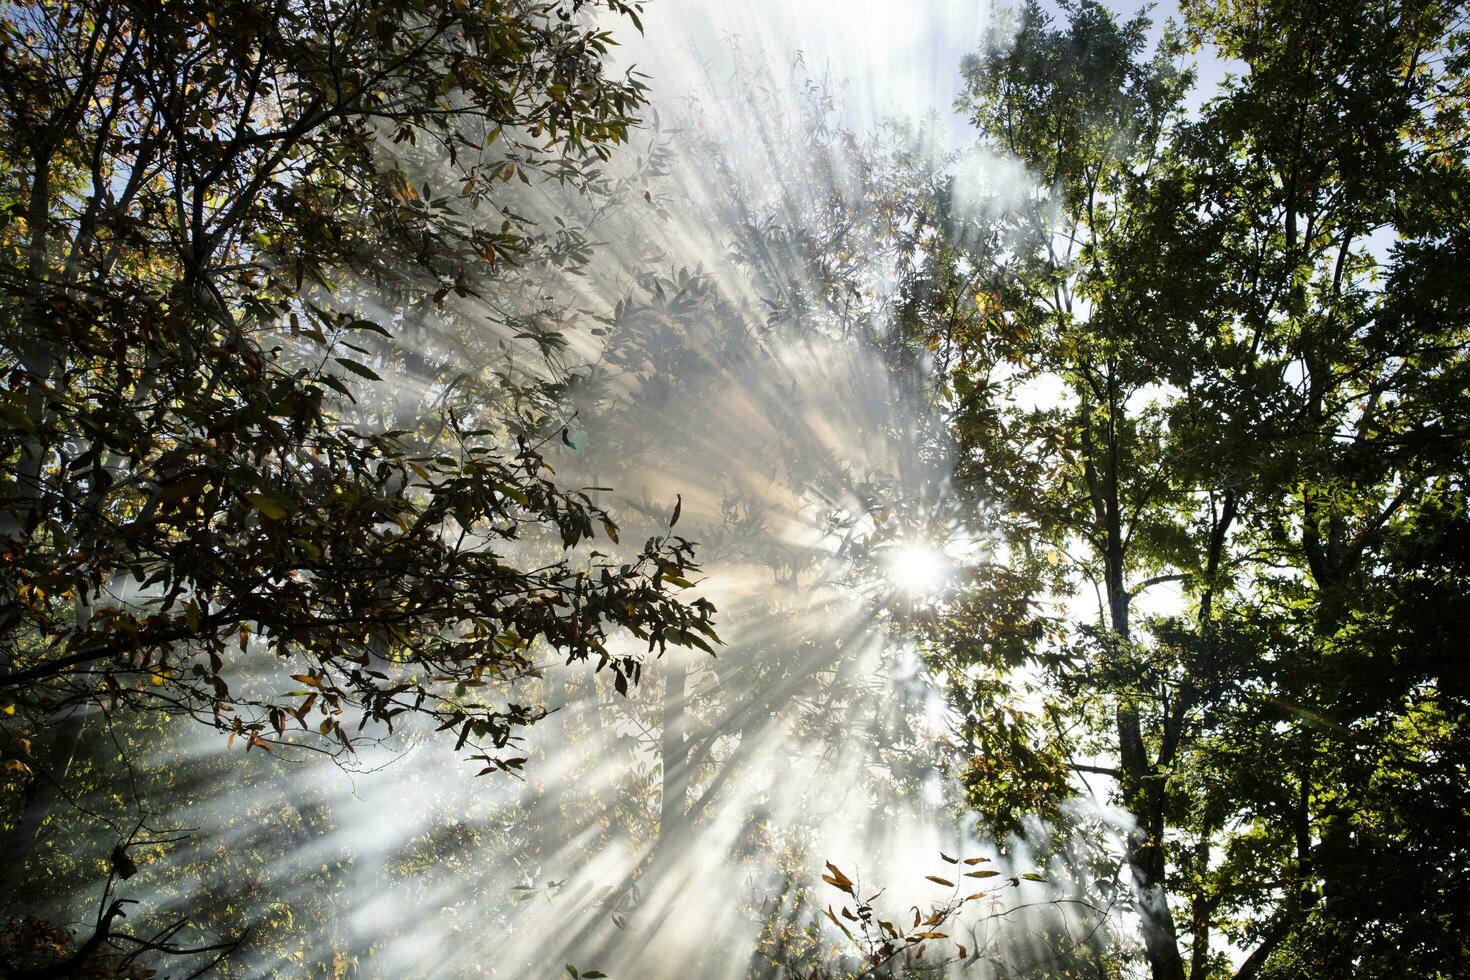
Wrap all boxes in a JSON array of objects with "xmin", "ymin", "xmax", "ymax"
[
  {"xmin": 2, "ymin": 0, "xmax": 1466, "ymax": 977},
  {"xmin": 925, "ymin": 0, "xmax": 1470, "ymax": 975},
  {"xmin": 0, "ymin": 0, "xmax": 714, "ymax": 971}
]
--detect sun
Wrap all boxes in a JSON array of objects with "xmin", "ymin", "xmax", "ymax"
[{"xmin": 884, "ymin": 541, "xmax": 952, "ymax": 598}]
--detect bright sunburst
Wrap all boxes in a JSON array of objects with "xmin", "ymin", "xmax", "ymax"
[{"xmin": 884, "ymin": 541, "xmax": 952, "ymax": 597}]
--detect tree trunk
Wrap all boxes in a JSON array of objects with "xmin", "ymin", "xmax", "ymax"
[
  {"xmin": 1116, "ymin": 708, "xmax": 1187, "ymax": 980},
  {"xmin": 1, "ymin": 710, "xmax": 86, "ymax": 892},
  {"xmin": 1188, "ymin": 835, "xmax": 1213, "ymax": 978},
  {"xmin": 1105, "ymin": 499, "xmax": 1186, "ymax": 980},
  {"xmin": 659, "ymin": 657, "xmax": 690, "ymax": 843}
]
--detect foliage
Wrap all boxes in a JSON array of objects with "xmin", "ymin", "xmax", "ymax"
[
  {"xmin": 925, "ymin": 0, "xmax": 1470, "ymax": 977},
  {"xmin": 804, "ymin": 856, "xmax": 1077, "ymax": 979},
  {"xmin": 2, "ymin": 0, "xmax": 1464, "ymax": 976},
  {"xmin": 0, "ymin": 0, "xmax": 716, "ymax": 972}
]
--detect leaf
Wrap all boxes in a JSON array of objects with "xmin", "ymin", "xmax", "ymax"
[
  {"xmin": 670, "ymin": 493, "xmax": 682, "ymax": 527},
  {"xmin": 494, "ymin": 483, "xmax": 530, "ymax": 506},
  {"xmin": 110, "ymin": 845, "xmax": 138, "ymax": 880},
  {"xmin": 317, "ymin": 373, "xmax": 356, "ymax": 401},
  {"xmin": 914, "ymin": 931, "xmax": 949, "ymax": 940},
  {"xmin": 0, "ymin": 402, "xmax": 36, "ymax": 432},
  {"xmin": 824, "ymin": 905, "xmax": 854, "ymax": 940},
  {"xmin": 290, "ymin": 674, "xmax": 322, "ymax": 688},
  {"xmin": 247, "ymin": 491, "xmax": 294, "ymax": 520},
  {"xmin": 926, "ymin": 876, "xmax": 954, "ymax": 887},
  {"xmin": 1021, "ymin": 872, "xmax": 1047, "ymax": 882},
  {"xmin": 822, "ymin": 862, "xmax": 856, "ymax": 896},
  {"xmin": 965, "ymin": 869, "xmax": 1001, "ymax": 878},
  {"xmin": 159, "ymin": 473, "xmax": 209, "ymax": 503},
  {"xmin": 334, "ymin": 357, "xmax": 382, "ymax": 381},
  {"xmin": 962, "ymin": 857, "xmax": 990, "ymax": 865},
  {"xmin": 345, "ymin": 318, "xmax": 392, "ymax": 336},
  {"xmin": 602, "ymin": 519, "xmax": 619, "ymax": 544}
]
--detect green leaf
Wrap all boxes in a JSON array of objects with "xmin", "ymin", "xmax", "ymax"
[
  {"xmin": 334, "ymin": 357, "xmax": 382, "ymax": 381},
  {"xmin": 247, "ymin": 491, "xmax": 294, "ymax": 520},
  {"xmin": 346, "ymin": 318, "xmax": 392, "ymax": 336},
  {"xmin": 0, "ymin": 402, "xmax": 36, "ymax": 432}
]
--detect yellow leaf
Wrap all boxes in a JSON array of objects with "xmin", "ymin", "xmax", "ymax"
[{"xmin": 247, "ymin": 492, "xmax": 291, "ymax": 520}]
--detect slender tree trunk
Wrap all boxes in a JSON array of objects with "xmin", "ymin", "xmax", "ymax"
[
  {"xmin": 1116, "ymin": 726, "xmax": 1186, "ymax": 980},
  {"xmin": 3, "ymin": 592, "xmax": 94, "ymax": 894},
  {"xmin": 1, "ymin": 710, "xmax": 85, "ymax": 892},
  {"xmin": 1104, "ymin": 491, "xmax": 1186, "ymax": 980},
  {"xmin": 1, "ymin": 151, "xmax": 57, "ymax": 564},
  {"xmin": 1188, "ymin": 835, "xmax": 1212, "ymax": 978},
  {"xmin": 659, "ymin": 657, "xmax": 689, "ymax": 843},
  {"xmin": 1111, "ymin": 623, "xmax": 1187, "ymax": 979},
  {"xmin": 562, "ymin": 656, "xmax": 694, "ymax": 971}
]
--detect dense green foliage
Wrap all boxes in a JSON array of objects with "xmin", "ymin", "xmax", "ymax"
[{"xmin": 918, "ymin": 0, "xmax": 1470, "ymax": 976}]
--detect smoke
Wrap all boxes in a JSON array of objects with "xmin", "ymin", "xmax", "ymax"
[{"xmin": 32, "ymin": 7, "xmax": 1138, "ymax": 978}]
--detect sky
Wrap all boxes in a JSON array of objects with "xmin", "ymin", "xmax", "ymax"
[
  {"xmin": 613, "ymin": 0, "xmax": 998, "ymax": 141},
  {"xmin": 613, "ymin": 0, "xmax": 1237, "ymax": 145}
]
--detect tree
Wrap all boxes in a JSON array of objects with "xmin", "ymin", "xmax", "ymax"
[
  {"xmin": 933, "ymin": 0, "xmax": 1470, "ymax": 976},
  {"xmin": 0, "ymin": 0, "xmax": 715, "ymax": 970}
]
